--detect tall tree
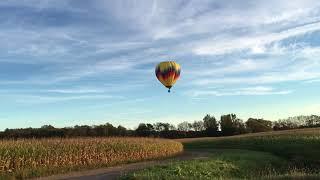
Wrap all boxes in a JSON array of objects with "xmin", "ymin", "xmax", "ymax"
[
  {"xmin": 203, "ymin": 114, "xmax": 218, "ymax": 136},
  {"xmin": 246, "ymin": 118, "xmax": 272, "ymax": 133},
  {"xmin": 135, "ymin": 123, "xmax": 154, "ymax": 137},
  {"xmin": 177, "ymin": 121, "xmax": 192, "ymax": 131},
  {"xmin": 154, "ymin": 122, "xmax": 170, "ymax": 131},
  {"xmin": 220, "ymin": 114, "xmax": 246, "ymax": 136},
  {"xmin": 192, "ymin": 121, "xmax": 205, "ymax": 131}
]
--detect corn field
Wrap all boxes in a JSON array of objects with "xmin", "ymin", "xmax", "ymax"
[{"xmin": 0, "ymin": 137, "xmax": 183, "ymax": 179}]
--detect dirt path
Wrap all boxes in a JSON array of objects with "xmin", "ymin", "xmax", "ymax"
[{"xmin": 36, "ymin": 150, "xmax": 211, "ymax": 180}]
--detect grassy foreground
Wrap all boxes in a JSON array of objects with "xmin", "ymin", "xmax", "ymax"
[
  {"xmin": 124, "ymin": 149, "xmax": 320, "ymax": 179},
  {"xmin": 0, "ymin": 137, "xmax": 183, "ymax": 179},
  {"xmin": 183, "ymin": 128, "xmax": 320, "ymax": 167},
  {"xmin": 123, "ymin": 128, "xmax": 320, "ymax": 179}
]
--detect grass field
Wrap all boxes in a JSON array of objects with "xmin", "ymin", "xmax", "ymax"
[
  {"xmin": 0, "ymin": 137, "xmax": 183, "ymax": 179},
  {"xmin": 123, "ymin": 128, "xmax": 320, "ymax": 179}
]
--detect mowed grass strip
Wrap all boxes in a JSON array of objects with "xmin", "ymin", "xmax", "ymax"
[
  {"xmin": 123, "ymin": 128, "xmax": 320, "ymax": 179},
  {"xmin": 0, "ymin": 137, "xmax": 183, "ymax": 179},
  {"xmin": 123, "ymin": 149, "xmax": 320, "ymax": 180},
  {"xmin": 183, "ymin": 128, "xmax": 320, "ymax": 167},
  {"xmin": 177, "ymin": 127, "xmax": 320, "ymax": 143}
]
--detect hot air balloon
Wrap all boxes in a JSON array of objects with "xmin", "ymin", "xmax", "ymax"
[{"xmin": 155, "ymin": 61, "xmax": 181, "ymax": 92}]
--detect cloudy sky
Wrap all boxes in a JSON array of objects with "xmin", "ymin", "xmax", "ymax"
[{"xmin": 1, "ymin": 0, "xmax": 320, "ymax": 130}]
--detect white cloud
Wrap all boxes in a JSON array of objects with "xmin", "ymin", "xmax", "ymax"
[
  {"xmin": 300, "ymin": 46, "xmax": 320, "ymax": 58},
  {"xmin": 46, "ymin": 88, "xmax": 105, "ymax": 94},
  {"xmin": 190, "ymin": 59, "xmax": 275, "ymax": 77},
  {"xmin": 1, "ymin": 1, "xmax": 320, "ymax": 129},
  {"xmin": 305, "ymin": 79, "xmax": 320, "ymax": 83},
  {"xmin": 115, "ymin": 0, "xmax": 320, "ymax": 40},
  {"xmin": 10, "ymin": 94, "xmax": 124, "ymax": 104},
  {"xmin": 44, "ymin": 83, "xmax": 147, "ymax": 94},
  {"xmin": 193, "ymin": 22, "xmax": 320, "ymax": 55},
  {"xmin": 0, "ymin": 0, "xmax": 85, "ymax": 13},
  {"xmin": 1, "ymin": 0, "xmax": 320, "ymax": 87},
  {"xmin": 0, "ymin": 1, "xmax": 319, "ymax": 97},
  {"xmin": 193, "ymin": 71, "xmax": 320, "ymax": 86},
  {"xmin": 8, "ymin": 44, "xmax": 68, "ymax": 57},
  {"xmin": 188, "ymin": 44, "xmax": 320, "ymax": 88},
  {"xmin": 188, "ymin": 86, "xmax": 292, "ymax": 97}
]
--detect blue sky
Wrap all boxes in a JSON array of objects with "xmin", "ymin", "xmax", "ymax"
[{"xmin": 1, "ymin": 0, "xmax": 320, "ymax": 130}]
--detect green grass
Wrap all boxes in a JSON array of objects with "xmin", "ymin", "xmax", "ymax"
[
  {"xmin": 184, "ymin": 133, "xmax": 320, "ymax": 169},
  {"xmin": 122, "ymin": 149, "xmax": 295, "ymax": 179},
  {"xmin": 122, "ymin": 128, "xmax": 320, "ymax": 179}
]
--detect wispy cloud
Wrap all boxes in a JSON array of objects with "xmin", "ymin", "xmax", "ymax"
[
  {"xmin": 188, "ymin": 86, "xmax": 292, "ymax": 97},
  {"xmin": 1, "ymin": 1, "xmax": 320, "ymax": 128},
  {"xmin": 305, "ymin": 79, "xmax": 320, "ymax": 83},
  {"xmin": 46, "ymin": 89, "xmax": 105, "ymax": 94},
  {"xmin": 1, "ymin": 0, "xmax": 320, "ymax": 86},
  {"xmin": 189, "ymin": 59, "xmax": 276, "ymax": 77},
  {"xmin": 8, "ymin": 94, "xmax": 124, "ymax": 104},
  {"xmin": 193, "ymin": 21, "xmax": 320, "ymax": 55},
  {"xmin": 189, "ymin": 44, "xmax": 320, "ymax": 87},
  {"xmin": 193, "ymin": 71, "xmax": 320, "ymax": 86},
  {"xmin": 120, "ymin": 0, "xmax": 320, "ymax": 40}
]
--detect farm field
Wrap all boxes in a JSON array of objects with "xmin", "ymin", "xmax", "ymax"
[
  {"xmin": 123, "ymin": 128, "xmax": 320, "ymax": 179},
  {"xmin": 2, "ymin": 1, "xmax": 320, "ymax": 179},
  {"xmin": 1, "ymin": 128, "xmax": 319, "ymax": 180},
  {"xmin": 0, "ymin": 137, "xmax": 183, "ymax": 179}
]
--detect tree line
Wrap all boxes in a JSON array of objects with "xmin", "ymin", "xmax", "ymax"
[{"xmin": 0, "ymin": 114, "xmax": 319, "ymax": 139}]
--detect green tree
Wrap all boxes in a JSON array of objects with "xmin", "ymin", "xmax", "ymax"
[
  {"xmin": 154, "ymin": 122, "xmax": 170, "ymax": 131},
  {"xmin": 192, "ymin": 121, "xmax": 205, "ymax": 131},
  {"xmin": 203, "ymin": 114, "xmax": 218, "ymax": 136},
  {"xmin": 177, "ymin": 121, "xmax": 192, "ymax": 131},
  {"xmin": 135, "ymin": 123, "xmax": 154, "ymax": 137},
  {"xmin": 220, "ymin": 114, "xmax": 246, "ymax": 136},
  {"xmin": 117, "ymin": 125, "xmax": 127, "ymax": 136},
  {"xmin": 246, "ymin": 118, "xmax": 272, "ymax": 133},
  {"xmin": 41, "ymin": 125, "xmax": 55, "ymax": 129}
]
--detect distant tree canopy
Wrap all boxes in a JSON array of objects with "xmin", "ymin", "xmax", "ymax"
[
  {"xmin": 220, "ymin": 114, "xmax": 246, "ymax": 136},
  {"xmin": 192, "ymin": 121, "xmax": 205, "ymax": 132},
  {"xmin": 0, "ymin": 114, "xmax": 319, "ymax": 139},
  {"xmin": 135, "ymin": 123, "xmax": 154, "ymax": 137},
  {"xmin": 177, "ymin": 121, "xmax": 192, "ymax": 131},
  {"xmin": 1, "ymin": 123, "xmax": 134, "ymax": 139},
  {"xmin": 154, "ymin": 122, "xmax": 174, "ymax": 132},
  {"xmin": 41, "ymin": 125, "xmax": 55, "ymax": 129},
  {"xmin": 203, "ymin": 114, "xmax": 218, "ymax": 136},
  {"xmin": 273, "ymin": 115, "xmax": 320, "ymax": 130},
  {"xmin": 246, "ymin": 118, "xmax": 273, "ymax": 133}
]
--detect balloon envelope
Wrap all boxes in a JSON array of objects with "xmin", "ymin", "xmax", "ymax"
[{"xmin": 155, "ymin": 61, "xmax": 181, "ymax": 92}]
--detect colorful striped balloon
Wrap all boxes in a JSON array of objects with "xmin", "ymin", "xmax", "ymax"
[{"xmin": 155, "ymin": 61, "xmax": 181, "ymax": 92}]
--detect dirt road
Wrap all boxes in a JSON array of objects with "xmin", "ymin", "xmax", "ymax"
[{"xmin": 36, "ymin": 150, "xmax": 211, "ymax": 180}]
